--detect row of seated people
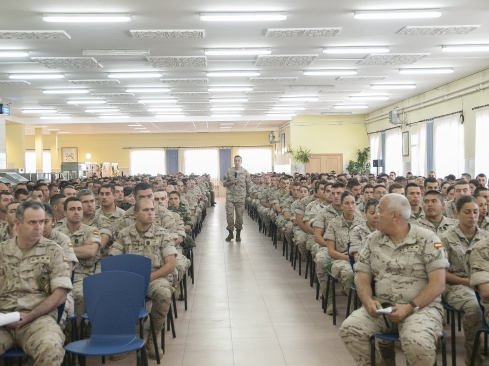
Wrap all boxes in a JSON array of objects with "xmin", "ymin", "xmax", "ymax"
[
  {"xmin": 248, "ymin": 171, "xmax": 489, "ymax": 366},
  {"xmin": 0, "ymin": 174, "xmax": 214, "ymax": 365}
]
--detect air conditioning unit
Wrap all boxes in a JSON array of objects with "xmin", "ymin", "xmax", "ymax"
[{"xmin": 389, "ymin": 110, "xmax": 402, "ymax": 125}]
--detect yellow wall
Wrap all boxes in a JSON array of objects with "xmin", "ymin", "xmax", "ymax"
[
  {"xmin": 6, "ymin": 123, "xmax": 25, "ymax": 169},
  {"xmin": 24, "ymin": 131, "xmax": 271, "ymax": 169}
]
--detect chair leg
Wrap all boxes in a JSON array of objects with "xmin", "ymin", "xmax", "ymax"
[
  {"xmin": 310, "ymin": 259, "xmax": 315, "ymax": 288},
  {"xmin": 332, "ymin": 277, "xmax": 337, "ymax": 325},
  {"xmin": 324, "ymin": 275, "xmax": 330, "ymax": 313},
  {"xmin": 441, "ymin": 335, "xmax": 447, "ymax": 366},
  {"xmin": 148, "ymin": 314, "xmax": 160, "ymax": 365},
  {"xmin": 315, "ymin": 269, "xmax": 320, "ymax": 300},
  {"xmin": 458, "ymin": 311, "xmax": 462, "ymax": 332},
  {"xmin": 161, "ymin": 326, "xmax": 165, "ymax": 354},
  {"xmin": 298, "ymin": 251, "xmax": 302, "ymax": 276},
  {"xmin": 172, "ymin": 293, "xmax": 178, "ymax": 319},
  {"xmin": 346, "ymin": 288, "xmax": 352, "ymax": 318},
  {"xmin": 305, "ymin": 251, "xmax": 310, "ymax": 280},
  {"xmin": 183, "ymin": 274, "xmax": 188, "ymax": 311},
  {"xmin": 450, "ymin": 311, "xmax": 456, "ymax": 366},
  {"xmin": 370, "ymin": 336, "xmax": 376, "ymax": 366},
  {"xmin": 168, "ymin": 306, "xmax": 176, "ymax": 338},
  {"xmin": 293, "ymin": 245, "xmax": 298, "ymax": 270},
  {"xmin": 190, "ymin": 250, "xmax": 194, "ymax": 284},
  {"xmin": 470, "ymin": 330, "xmax": 483, "ymax": 366}
]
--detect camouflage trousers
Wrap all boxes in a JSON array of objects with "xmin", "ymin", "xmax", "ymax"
[
  {"xmin": 73, "ymin": 273, "xmax": 88, "ymax": 319},
  {"xmin": 339, "ymin": 305, "xmax": 443, "ymax": 366},
  {"xmin": 293, "ymin": 226, "xmax": 308, "ymax": 261},
  {"xmin": 306, "ymin": 234, "xmax": 315, "ymax": 251},
  {"xmin": 443, "ymin": 284, "xmax": 484, "ymax": 365},
  {"xmin": 174, "ymin": 251, "xmax": 191, "ymax": 299},
  {"xmin": 331, "ymin": 259, "xmax": 354, "ymax": 296},
  {"xmin": 147, "ymin": 277, "xmax": 174, "ymax": 333},
  {"xmin": 226, "ymin": 199, "xmax": 245, "ymax": 231},
  {"xmin": 0, "ymin": 314, "xmax": 65, "ymax": 366},
  {"xmin": 284, "ymin": 221, "xmax": 294, "ymax": 251},
  {"xmin": 258, "ymin": 206, "xmax": 271, "ymax": 231},
  {"xmin": 314, "ymin": 246, "xmax": 331, "ymax": 297},
  {"xmin": 60, "ymin": 291, "xmax": 75, "ymax": 330},
  {"xmin": 210, "ymin": 191, "xmax": 215, "ymax": 204}
]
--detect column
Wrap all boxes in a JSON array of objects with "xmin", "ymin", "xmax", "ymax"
[
  {"xmin": 50, "ymin": 131, "xmax": 58, "ymax": 172},
  {"xmin": 35, "ymin": 127, "xmax": 43, "ymax": 174},
  {"xmin": 0, "ymin": 116, "xmax": 6, "ymax": 169},
  {"xmin": 5, "ymin": 123, "xmax": 25, "ymax": 169}
]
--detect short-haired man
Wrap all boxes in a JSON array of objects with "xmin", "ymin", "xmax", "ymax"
[
  {"xmin": 476, "ymin": 173, "xmax": 487, "ymax": 188},
  {"xmin": 416, "ymin": 190, "xmax": 457, "ymax": 235},
  {"xmin": 13, "ymin": 188, "xmax": 28, "ymax": 202},
  {"xmin": 50, "ymin": 193, "xmax": 67, "ymax": 227},
  {"xmin": 373, "ymin": 184, "xmax": 387, "ymax": 200},
  {"xmin": 340, "ymin": 194, "xmax": 449, "ymax": 366},
  {"xmin": 96, "ymin": 185, "xmax": 125, "ymax": 224},
  {"xmin": 110, "ymin": 198, "xmax": 177, "ymax": 359},
  {"xmin": 357, "ymin": 184, "xmax": 374, "ymax": 217},
  {"xmin": 443, "ymin": 180, "xmax": 470, "ymax": 219},
  {"xmin": 425, "ymin": 177, "xmax": 439, "ymax": 191},
  {"xmin": 0, "ymin": 201, "xmax": 19, "ymax": 241},
  {"xmin": 405, "ymin": 183, "xmax": 424, "ymax": 224},
  {"xmin": 0, "ymin": 191, "xmax": 13, "ymax": 228},
  {"xmin": 0, "ymin": 201, "xmax": 72, "ymax": 365},
  {"xmin": 61, "ymin": 186, "xmax": 76, "ymax": 198},
  {"xmin": 388, "ymin": 183, "xmax": 404, "ymax": 195},
  {"xmin": 347, "ymin": 179, "xmax": 362, "ymax": 203}
]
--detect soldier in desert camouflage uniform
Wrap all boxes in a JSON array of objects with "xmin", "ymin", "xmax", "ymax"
[
  {"xmin": 292, "ymin": 186, "xmax": 314, "ymax": 260},
  {"xmin": 414, "ymin": 190, "xmax": 458, "ymax": 235}
]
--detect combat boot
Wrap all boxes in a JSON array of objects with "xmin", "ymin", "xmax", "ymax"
[
  {"xmin": 226, "ymin": 230, "xmax": 234, "ymax": 241},
  {"xmin": 325, "ymin": 286, "xmax": 334, "ymax": 315},
  {"xmin": 236, "ymin": 230, "xmax": 241, "ymax": 242},
  {"xmin": 378, "ymin": 341, "xmax": 396, "ymax": 366}
]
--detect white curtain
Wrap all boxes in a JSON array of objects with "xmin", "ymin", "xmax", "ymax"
[
  {"xmin": 384, "ymin": 128, "xmax": 402, "ymax": 176},
  {"xmin": 433, "ymin": 114, "xmax": 464, "ymax": 178},
  {"xmin": 475, "ymin": 108, "xmax": 489, "ymax": 176},
  {"xmin": 130, "ymin": 149, "xmax": 166, "ymax": 175},
  {"xmin": 237, "ymin": 147, "xmax": 273, "ymax": 174},
  {"xmin": 410, "ymin": 123, "xmax": 427, "ymax": 176},
  {"xmin": 25, "ymin": 151, "xmax": 51, "ymax": 173},
  {"xmin": 181, "ymin": 148, "xmax": 219, "ymax": 180},
  {"xmin": 369, "ymin": 132, "xmax": 382, "ymax": 174}
]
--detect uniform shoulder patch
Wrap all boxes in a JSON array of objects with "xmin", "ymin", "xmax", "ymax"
[
  {"xmin": 434, "ymin": 242, "xmax": 443, "ymax": 249},
  {"xmin": 63, "ymin": 257, "xmax": 68, "ymax": 262},
  {"xmin": 93, "ymin": 230, "xmax": 100, "ymax": 235},
  {"xmin": 170, "ymin": 215, "xmax": 174, "ymax": 219},
  {"xmin": 68, "ymin": 242, "xmax": 73, "ymax": 247}
]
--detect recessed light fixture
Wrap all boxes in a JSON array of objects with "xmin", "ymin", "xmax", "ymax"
[
  {"xmin": 354, "ymin": 9, "xmax": 441, "ymax": 19},
  {"xmin": 85, "ymin": 108, "xmax": 119, "ymax": 113},
  {"xmin": 41, "ymin": 116, "xmax": 71, "ymax": 120},
  {"xmin": 200, "ymin": 12, "xmax": 286, "ymax": 21},
  {"xmin": 138, "ymin": 99, "xmax": 177, "ymax": 104},
  {"xmin": 99, "ymin": 115, "xmax": 130, "ymax": 119},
  {"xmin": 334, "ymin": 105, "xmax": 368, "ymax": 109},
  {"xmin": 148, "ymin": 108, "xmax": 182, "ymax": 112},
  {"xmin": 83, "ymin": 49, "xmax": 149, "ymax": 56},
  {"xmin": 205, "ymin": 48, "xmax": 271, "ymax": 55},
  {"xmin": 208, "ymin": 87, "xmax": 253, "ymax": 92},
  {"xmin": 303, "ymin": 69, "xmax": 357, "ymax": 76},
  {"xmin": 108, "ymin": 72, "xmax": 162, "ymax": 79},
  {"xmin": 207, "ymin": 71, "xmax": 260, "ymax": 77},
  {"xmin": 125, "ymin": 88, "xmax": 170, "ymax": 93},
  {"xmin": 211, "ymin": 107, "xmax": 245, "ymax": 111},
  {"xmin": 279, "ymin": 96, "xmax": 319, "ymax": 102},
  {"xmin": 0, "ymin": 50, "xmax": 29, "ymax": 57},
  {"xmin": 370, "ymin": 84, "xmax": 416, "ymax": 89},
  {"xmin": 272, "ymin": 107, "xmax": 306, "ymax": 110},
  {"xmin": 43, "ymin": 89, "xmax": 89, "ymax": 94},
  {"xmin": 442, "ymin": 45, "xmax": 489, "ymax": 52},
  {"xmin": 323, "ymin": 46, "xmax": 389, "ymax": 54},
  {"xmin": 67, "ymin": 100, "xmax": 107, "ymax": 105},
  {"xmin": 9, "ymin": 73, "xmax": 64, "ymax": 79},
  {"xmin": 349, "ymin": 96, "xmax": 389, "ymax": 101},
  {"xmin": 43, "ymin": 13, "xmax": 132, "ymax": 22},
  {"xmin": 210, "ymin": 98, "xmax": 248, "ymax": 103},
  {"xmin": 22, "ymin": 109, "xmax": 57, "ymax": 114},
  {"xmin": 211, "ymin": 114, "xmax": 241, "ymax": 117},
  {"xmin": 399, "ymin": 68, "xmax": 454, "ymax": 74}
]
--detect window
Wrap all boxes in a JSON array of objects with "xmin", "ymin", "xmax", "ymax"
[
  {"xmin": 384, "ymin": 129, "xmax": 402, "ymax": 176},
  {"xmin": 237, "ymin": 147, "xmax": 272, "ymax": 173},
  {"xmin": 433, "ymin": 115, "xmax": 464, "ymax": 178},
  {"xmin": 369, "ymin": 132, "xmax": 382, "ymax": 174},
  {"xmin": 183, "ymin": 149, "xmax": 218, "ymax": 179},
  {"xmin": 130, "ymin": 149, "xmax": 165, "ymax": 175},
  {"xmin": 410, "ymin": 122, "xmax": 427, "ymax": 176},
  {"xmin": 475, "ymin": 108, "xmax": 489, "ymax": 175},
  {"xmin": 25, "ymin": 151, "xmax": 51, "ymax": 173}
]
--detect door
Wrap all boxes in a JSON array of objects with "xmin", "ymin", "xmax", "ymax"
[{"xmin": 305, "ymin": 154, "xmax": 343, "ymax": 174}]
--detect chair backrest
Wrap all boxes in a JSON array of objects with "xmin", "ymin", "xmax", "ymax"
[
  {"xmin": 101, "ymin": 254, "xmax": 151, "ymax": 295},
  {"xmin": 83, "ymin": 271, "xmax": 144, "ymax": 343},
  {"xmin": 347, "ymin": 241, "xmax": 355, "ymax": 271},
  {"xmin": 475, "ymin": 291, "xmax": 489, "ymax": 329}
]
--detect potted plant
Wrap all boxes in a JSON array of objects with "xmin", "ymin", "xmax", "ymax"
[{"xmin": 287, "ymin": 146, "xmax": 311, "ymax": 174}]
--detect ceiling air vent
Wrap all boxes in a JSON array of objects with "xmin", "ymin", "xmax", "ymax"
[
  {"xmin": 32, "ymin": 57, "xmax": 102, "ymax": 69},
  {"xmin": 91, "ymin": 93, "xmax": 134, "ymax": 97},
  {"xmin": 256, "ymin": 55, "xmax": 317, "ymax": 66},
  {"xmin": 336, "ymin": 76, "xmax": 387, "ymax": 81},
  {"xmin": 0, "ymin": 80, "xmax": 31, "ymax": 85},
  {"xmin": 169, "ymin": 92, "xmax": 210, "ymax": 96},
  {"xmin": 397, "ymin": 25, "xmax": 479, "ymax": 36},
  {"xmin": 250, "ymin": 77, "xmax": 298, "ymax": 82},
  {"xmin": 160, "ymin": 78, "xmax": 208, "ymax": 84},
  {"xmin": 319, "ymin": 90, "xmax": 362, "ymax": 94},
  {"xmin": 245, "ymin": 91, "xmax": 285, "ymax": 95},
  {"xmin": 130, "ymin": 30, "xmax": 205, "ymax": 39},
  {"xmin": 69, "ymin": 79, "xmax": 120, "ymax": 85},
  {"xmin": 0, "ymin": 30, "xmax": 71, "ymax": 40},
  {"xmin": 266, "ymin": 28, "xmax": 340, "ymax": 37},
  {"xmin": 147, "ymin": 56, "xmax": 206, "ymax": 68},
  {"xmin": 357, "ymin": 54, "xmax": 429, "ymax": 66}
]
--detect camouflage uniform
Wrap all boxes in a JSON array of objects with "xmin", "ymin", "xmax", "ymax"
[
  {"xmin": 0, "ymin": 237, "xmax": 73, "ymax": 366},
  {"xmin": 119, "ymin": 202, "xmax": 133, "ymax": 211},
  {"xmin": 83, "ymin": 213, "xmax": 114, "ymax": 259},
  {"xmin": 167, "ymin": 204, "xmax": 193, "ymax": 288},
  {"xmin": 339, "ymin": 226, "xmax": 449, "ymax": 366},
  {"xmin": 110, "ymin": 224, "xmax": 178, "ymax": 334},
  {"xmin": 440, "ymin": 226, "xmax": 488, "ymax": 365},
  {"xmin": 292, "ymin": 195, "xmax": 314, "ymax": 260},
  {"xmin": 348, "ymin": 222, "xmax": 374, "ymax": 257},
  {"xmin": 223, "ymin": 167, "xmax": 252, "ymax": 231},
  {"xmin": 54, "ymin": 223, "xmax": 102, "ymax": 318},
  {"xmin": 281, "ymin": 196, "xmax": 298, "ymax": 252},
  {"xmin": 415, "ymin": 216, "xmax": 458, "ymax": 236},
  {"xmin": 95, "ymin": 206, "xmax": 126, "ymax": 225},
  {"xmin": 443, "ymin": 200, "xmax": 457, "ymax": 219},
  {"xmin": 0, "ymin": 225, "xmax": 13, "ymax": 242},
  {"xmin": 466, "ymin": 238, "xmax": 489, "ymax": 325},
  {"xmin": 408, "ymin": 207, "xmax": 425, "ymax": 226},
  {"xmin": 478, "ymin": 216, "xmax": 489, "ymax": 231},
  {"xmin": 324, "ymin": 214, "xmax": 365, "ymax": 295},
  {"xmin": 304, "ymin": 200, "xmax": 325, "ymax": 252}
]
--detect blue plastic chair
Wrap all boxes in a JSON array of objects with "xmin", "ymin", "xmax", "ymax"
[
  {"xmin": 65, "ymin": 271, "xmax": 147, "ymax": 366},
  {"xmin": 470, "ymin": 292, "xmax": 489, "ymax": 366},
  {"xmin": 101, "ymin": 254, "xmax": 161, "ymax": 364}
]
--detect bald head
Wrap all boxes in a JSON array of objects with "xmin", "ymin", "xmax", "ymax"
[{"xmin": 134, "ymin": 198, "xmax": 153, "ymax": 212}]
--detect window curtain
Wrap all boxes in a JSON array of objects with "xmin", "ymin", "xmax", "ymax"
[
  {"xmin": 130, "ymin": 149, "xmax": 166, "ymax": 175},
  {"xmin": 179, "ymin": 148, "xmax": 220, "ymax": 188},
  {"xmin": 237, "ymin": 147, "xmax": 273, "ymax": 174},
  {"xmin": 410, "ymin": 123, "xmax": 427, "ymax": 176},
  {"xmin": 369, "ymin": 132, "xmax": 382, "ymax": 174},
  {"xmin": 433, "ymin": 114, "xmax": 464, "ymax": 178},
  {"xmin": 384, "ymin": 128, "xmax": 402, "ymax": 176},
  {"xmin": 475, "ymin": 108, "xmax": 489, "ymax": 176},
  {"xmin": 25, "ymin": 151, "xmax": 51, "ymax": 173}
]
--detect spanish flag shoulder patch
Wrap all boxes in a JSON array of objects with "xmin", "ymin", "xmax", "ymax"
[
  {"xmin": 93, "ymin": 230, "xmax": 100, "ymax": 235},
  {"xmin": 434, "ymin": 242, "xmax": 443, "ymax": 249},
  {"xmin": 68, "ymin": 242, "xmax": 73, "ymax": 247}
]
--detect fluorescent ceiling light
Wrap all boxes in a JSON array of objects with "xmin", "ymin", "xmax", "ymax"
[
  {"xmin": 323, "ymin": 46, "xmax": 389, "ymax": 54},
  {"xmin": 9, "ymin": 73, "xmax": 64, "ymax": 79},
  {"xmin": 67, "ymin": 100, "xmax": 106, "ymax": 105},
  {"xmin": 207, "ymin": 71, "xmax": 260, "ymax": 77},
  {"xmin": 279, "ymin": 96, "xmax": 319, "ymax": 102},
  {"xmin": 43, "ymin": 13, "xmax": 132, "ymax": 22},
  {"xmin": 83, "ymin": 49, "xmax": 149, "ymax": 56},
  {"xmin": 208, "ymin": 87, "xmax": 253, "ymax": 92},
  {"xmin": 43, "ymin": 89, "xmax": 89, "ymax": 94},
  {"xmin": 442, "ymin": 45, "xmax": 489, "ymax": 52},
  {"xmin": 148, "ymin": 108, "xmax": 182, "ymax": 112},
  {"xmin": 211, "ymin": 107, "xmax": 245, "ymax": 111},
  {"xmin": 354, "ymin": 9, "xmax": 441, "ymax": 19},
  {"xmin": 99, "ymin": 115, "xmax": 130, "ymax": 119},
  {"xmin": 211, "ymin": 114, "xmax": 241, "ymax": 117},
  {"xmin": 138, "ymin": 99, "xmax": 177, "ymax": 104},
  {"xmin": 267, "ymin": 113, "xmax": 297, "ymax": 117},
  {"xmin": 154, "ymin": 114, "xmax": 185, "ymax": 118},
  {"xmin": 125, "ymin": 88, "xmax": 170, "ymax": 93},
  {"xmin": 40, "ymin": 116, "xmax": 71, "ymax": 120},
  {"xmin": 334, "ymin": 105, "xmax": 368, "ymax": 109},
  {"xmin": 85, "ymin": 108, "xmax": 119, "ymax": 113},
  {"xmin": 200, "ymin": 12, "xmax": 286, "ymax": 21},
  {"xmin": 108, "ymin": 72, "xmax": 162, "ymax": 79},
  {"xmin": 370, "ymin": 84, "xmax": 416, "ymax": 89},
  {"xmin": 205, "ymin": 48, "xmax": 271, "ymax": 55},
  {"xmin": 303, "ymin": 69, "xmax": 357, "ymax": 76},
  {"xmin": 399, "ymin": 68, "xmax": 454, "ymax": 74},
  {"xmin": 349, "ymin": 96, "xmax": 389, "ymax": 101},
  {"xmin": 22, "ymin": 109, "xmax": 57, "ymax": 114},
  {"xmin": 272, "ymin": 107, "xmax": 306, "ymax": 110},
  {"xmin": 210, "ymin": 98, "xmax": 248, "ymax": 103},
  {"xmin": 0, "ymin": 51, "xmax": 29, "ymax": 57}
]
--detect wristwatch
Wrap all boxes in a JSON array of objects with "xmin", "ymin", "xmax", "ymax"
[{"xmin": 409, "ymin": 301, "xmax": 420, "ymax": 313}]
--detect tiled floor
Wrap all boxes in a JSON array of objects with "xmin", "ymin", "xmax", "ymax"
[{"xmin": 77, "ymin": 197, "xmax": 466, "ymax": 366}]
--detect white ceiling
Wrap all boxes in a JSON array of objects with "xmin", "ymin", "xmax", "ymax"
[{"xmin": 1, "ymin": 0, "xmax": 489, "ymax": 134}]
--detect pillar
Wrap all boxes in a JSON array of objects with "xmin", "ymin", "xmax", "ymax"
[
  {"xmin": 35, "ymin": 127, "xmax": 43, "ymax": 174},
  {"xmin": 50, "ymin": 131, "xmax": 58, "ymax": 172}
]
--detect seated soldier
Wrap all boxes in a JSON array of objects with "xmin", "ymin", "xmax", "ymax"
[{"xmin": 416, "ymin": 190, "xmax": 457, "ymax": 235}]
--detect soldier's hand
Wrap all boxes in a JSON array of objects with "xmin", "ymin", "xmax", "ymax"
[
  {"xmin": 233, "ymin": 178, "xmax": 238, "ymax": 184},
  {"xmin": 386, "ymin": 304, "xmax": 412, "ymax": 323},
  {"xmin": 6, "ymin": 312, "xmax": 31, "ymax": 328},
  {"xmin": 366, "ymin": 299, "xmax": 383, "ymax": 318}
]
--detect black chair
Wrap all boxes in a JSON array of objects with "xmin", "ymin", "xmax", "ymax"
[{"xmin": 470, "ymin": 292, "xmax": 489, "ymax": 366}]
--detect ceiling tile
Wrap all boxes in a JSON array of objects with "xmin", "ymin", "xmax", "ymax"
[
  {"xmin": 250, "ymin": 77, "xmax": 298, "ymax": 82},
  {"xmin": 0, "ymin": 30, "xmax": 71, "ymax": 40},
  {"xmin": 266, "ymin": 28, "xmax": 341, "ymax": 37},
  {"xmin": 130, "ymin": 29, "xmax": 205, "ymax": 39},
  {"xmin": 256, "ymin": 55, "xmax": 317, "ymax": 66},
  {"xmin": 336, "ymin": 76, "xmax": 388, "ymax": 81},
  {"xmin": 32, "ymin": 57, "xmax": 102, "ymax": 69},
  {"xmin": 357, "ymin": 54, "xmax": 429, "ymax": 66},
  {"xmin": 147, "ymin": 56, "xmax": 207, "ymax": 68},
  {"xmin": 397, "ymin": 25, "xmax": 479, "ymax": 36}
]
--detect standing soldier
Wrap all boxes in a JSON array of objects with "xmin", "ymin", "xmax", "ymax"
[{"xmin": 222, "ymin": 155, "xmax": 252, "ymax": 242}]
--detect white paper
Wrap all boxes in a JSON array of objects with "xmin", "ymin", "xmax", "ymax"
[{"xmin": 0, "ymin": 312, "xmax": 21, "ymax": 326}]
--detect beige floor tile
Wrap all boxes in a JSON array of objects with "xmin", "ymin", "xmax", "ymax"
[
  {"xmin": 182, "ymin": 350, "xmax": 234, "ymax": 365},
  {"xmin": 233, "ymin": 349, "xmax": 286, "ymax": 365},
  {"xmin": 232, "ymin": 336, "xmax": 281, "ymax": 350}
]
